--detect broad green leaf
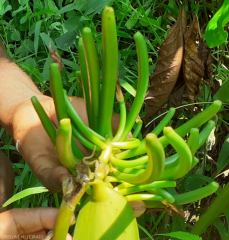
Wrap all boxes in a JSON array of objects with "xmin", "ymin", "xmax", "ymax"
[
  {"xmin": 85, "ymin": 0, "xmax": 113, "ymax": 15},
  {"xmin": 44, "ymin": 0, "xmax": 58, "ymax": 11},
  {"xmin": 1, "ymin": 187, "xmax": 49, "ymax": 208},
  {"xmin": 62, "ymin": 58, "xmax": 80, "ymax": 71},
  {"xmin": 12, "ymin": 5, "xmax": 25, "ymax": 17},
  {"xmin": 11, "ymin": 30, "xmax": 20, "ymax": 41},
  {"xmin": 19, "ymin": 0, "xmax": 28, "ymax": 5},
  {"xmin": 125, "ymin": 7, "xmax": 141, "ymax": 29},
  {"xmin": 119, "ymin": 78, "xmax": 136, "ymax": 97},
  {"xmin": 34, "ymin": 20, "xmax": 42, "ymax": 55},
  {"xmin": 20, "ymin": 15, "xmax": 28, "ymax": 24},
  {"xmin": 183, "ymin": 174, "xmax": 214, "ymax": 191},
  {"xmin": 117, "ymin": 30, "xmax": 131, "ymax": 38},
  {"xmin": 55, "ymin": 31, "xmax": 76, "ymax": 50},
  {"xmin": 217, "ymin": 133, "xmax": 229, "ymax": 173},
  {"xmin": 15, "ymin": 39, "xmax": 34, "ymax": 57},
  {"xmin": 158, "ymin": 232, "xmax": 202, "ymax": 240},
  {"xmin": 33, "ymin": 0, "xmax": 44, "ymax": 12},
  {"xmin": 40, "ymin": 32, "xmax": 57, "ymax": 51},
  {"xmin": 29, "ymin": 9, "xmax": 57, "ymax": 19},
  {"xmin": 0, "ymin": 145, "xmax": 17, "ymax": 151},
  {"xmin": 213, "ymin": 80, "xmax": 229, "ymax": 103},
  {"xmin": 205, "ymin": 0, "xmax": 229, "ymax": 48},
  {"xmin": 42, "ymin": 56, "xmax": 53, "ymax": 81},
  {"xmin": 139, "ymin": 16, "xmax": 161, "ymax": 28},
  {"xmin": 0, "ymin": 3, "xmax": 12, "ymax": 16},
  {"xmin": 56, "ymin": 3, "xmax": 78, "ymax": 15},
  {"xmin": 64, "ymin": 16, "xmax": 80, "ymax": 31}
]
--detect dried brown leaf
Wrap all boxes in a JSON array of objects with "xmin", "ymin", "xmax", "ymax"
[
  {"xmin": 168, "ymin": 83, "xmax": 185, "ymax": 108},
  {"xmin": 198, "ymin": 39, "xmax": 218, "ymax": 94},
  {"xmin": 144, "ymin": 8, "xmax": 187, "ymax": 123},
  {"xmin": 183, "ymin": 16, "xmax": 204, "ymax": 103},
  {"xmin": 198, "ymin": 38, "xmax": 212, "ymax": 81},
  {"xmin": 49, "ymin": 42, "xmax": 64, "ymax": 73}
]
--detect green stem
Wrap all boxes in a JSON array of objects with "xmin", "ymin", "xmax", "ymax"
[
  {"xmin": 152, "ymin": 107, "xmax": 175, "ymax": 135},
  {"xmin": 114, "ymin": 182, "xmax": 134, "ymax": 191},
  {"xmin": 116, "ymin": 101, "xmax": 221, "ymax": 159},
  {"xmin": 110, "ymin": 155, "xmax": 148, "ymax": 169},
  {"xmin": 72, "ymin": 125, "xmax": 100, "ymax": 151},
  {"xmin": 112, "ymin": 84, "xmax": 126, "ymax": 141},
  {"xmin": 126, "ymin": 194, "xmax": 164, "ymax": 202},
  {"xmin": 31, "ymin": 96, "xmax": 56, "ymax": 144},
  {"xmin": 78, "ymin": 38, "xmax": 93, "ymax": 129},
  {"xmin": 119, "ymin": 32, "xmax": 149, "ymax": 141},
  {"xmin": 191, "ymin": 183, "xmax": 229, "ymax": 236},
  {"xmin": 174, "ymin": 182, "xmax": 219, "ymax": 206},
  {"xmin": 187, "ymin": 128, "xmax": 199, "ymax": 157},
  {"xmin": 144, "ymin": 133, "xmax": 165, "ymax": 182},
  {"xmin": 53, "ymin": 182, "xmax": 87, "ymax": 240},
  {"xmin": 98, "ymin": 7, "xmax": 118, "ymax": 137},
  {"xmin": 56, "ymin": 119, "xmax": 80, "ymax": 169},
  {"xmin": 118, "ymin": 181, "xmax": 176, "ymax": 195},
  {"xmin": 133, "ymin": 120, "xmax": 143, "ymax": 138},
  {"xmin": 82, "ymin": 27, "xmax": 100, "ymax": 131},
  {"xmin": 163, "ymin": 127, "xmax": 192, "ymax": 180},
  {"xmin": 199, "ymin": 120, "xmax": 215, "ymax": 147},
  {"xmin": 148, "ymin": 189, "xmax": 175, "ymax": 203},
  {"xmin": 64, "ymin": 91, "xmax": 107, "ymax": 150},
  {"xmin": 50, "ymin": 63, "xmax": 68, "ymax": 121},
  {"xmin": 111, "ymin": 138, "xmax": 141, "ymax": 149}
]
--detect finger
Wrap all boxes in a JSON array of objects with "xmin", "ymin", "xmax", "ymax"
[
  {"xmin": 12, "ymin": 101, "xmax": 71, "ymax": 192},
  {"xmin": 0, "ymin": 208, "xmax": 60, "ymax": 235},
  {"xmin": 17, "ymin": 125, "xmax": 71, "ymax": 192}
]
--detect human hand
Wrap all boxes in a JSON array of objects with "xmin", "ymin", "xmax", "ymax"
[
  {"xmin": 10, "ymin": 95, "xmax": 120, "ymax": 192},
  {"xmin": 0, "ymin": 207, "xmax": 74, "ymax": 240}
]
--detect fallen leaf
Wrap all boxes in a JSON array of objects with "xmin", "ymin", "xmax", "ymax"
[
  {"xmin": 162, "ymin": 200, "xmax": 185, "ymax": 217},
  {"xmin": 198, "ymin": 39, "xmax": 212, "ymax": 81},
  {"xmin": 168, "ymin": 83, "xmax": 186, "ymax": 108},
  {"xmin": 144, "ymin": 7, "xmax": 187, "ymax": 123},
  {"xmin": 183, "ymin": 16, "xmax": 204, "ymax": 103}
]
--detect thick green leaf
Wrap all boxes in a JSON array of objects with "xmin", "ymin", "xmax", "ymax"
[
  {"xmin": 125, "ymin": 7, "xmax": 141, "ymax": 29},
  {"xmin": 64, "ymin": 16, "xmax": 80, "ymax": 31},
  {"xmin": 158, "ymin": 232, "xmax": 202, "ymax": 240},
  {"xmin": 34, "ymin": 20, "xmax": 42, "ymax": 55},
  {"xmin": 85, "ymin": 0, "xmax": 113, "ymax": 15},
  {"xmin": 11, "ymin": 30, "xmax": 20, "ymax": 41},
  {"xmin": 0, "ymin": 1, "xmax": 12, "ymax": 16},
  {"xmin": 117, "ymin": 30, "xmax": 131, "ymax": 38},
  {"xmin": 40, "ymin": 32, "xmax": 57, "ymax": 51},
  {"xmin": 1, "ymin": 187, "xmax": 48, "ymax": 208},
  {"xmin": 56, "ymin": 2, "xmax": 78, "ymax": 15},
  {"xmin": 62, "ymin": 58, "xmax": 80, "ymax": 71},
  {"xmin": 214, "ymin": 80, "xmax": 229, "ymax": 103},
  {"xmin": 119, "ymin": 78, "xmax": 136, "ymax": 97},
  {"xmin": 205, "ymin": 0, "xmax": 229, "ymax": 48},
  {"xmin": 217, "ymin": 133, "xmax": 229, "ymax": 173},
  {"xmin": 55, "ymin": 31, "xmax": 76, "ymax": 50}
]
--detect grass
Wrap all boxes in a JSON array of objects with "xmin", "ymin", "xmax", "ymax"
[{"xmin": 0, "ymin": 0, "xmax": 229, "ymax": 239}]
